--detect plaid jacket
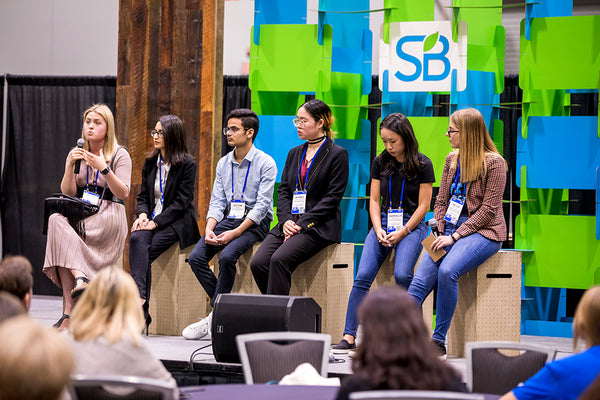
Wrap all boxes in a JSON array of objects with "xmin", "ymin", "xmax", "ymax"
[{"xmin": 434, "ymin": 152, "xmax": 507, "ymax": 242}]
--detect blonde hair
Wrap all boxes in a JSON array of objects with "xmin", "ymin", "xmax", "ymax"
[
  {"xmin": 0, "ymin": 316, "xmax": 73, "ymax": 400},
  {"xmin": 573, "ymin": 285, "xmax": 600, "ymax": 349},
  {"xmin": 449, "ymin": 108, "xmax": 504, "ymax": 182},
  {"xmin": 81, "ymin": 104, "xmax": 119, "ymax": 162},
  {"xmin": 70, "ymin": 266, "xmax": 144, "ymax": 345}
]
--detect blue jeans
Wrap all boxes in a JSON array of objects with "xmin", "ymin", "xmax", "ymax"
[
  {"xmin": 188, "ymin": 217, "xmax": 269, "ymax": 307},
  {"xmin": 408, "ymin": 216, "xmax": 502, "ymax": 342},
  {"xmin": 342, "ymin": 213, "xmax": 427, "ymax": 337}
]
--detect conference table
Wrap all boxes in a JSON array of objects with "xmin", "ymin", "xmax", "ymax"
[{"xmin": 179, "ymin": 384, "xmax": 502, "ymax": 400}]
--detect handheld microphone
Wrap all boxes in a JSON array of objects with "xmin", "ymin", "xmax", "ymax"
[
  {"xmin": 427, "ymin": 218, "xmax": 440, "ymax": 238},
  {"xmin": 74, "ymin": 138, "xmax": 85, "ymax": 174}
]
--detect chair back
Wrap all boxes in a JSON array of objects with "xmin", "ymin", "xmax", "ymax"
[
  {"xmin": 236, "ymin": 331, "xmax": 331, "ymax": 384},
  {"xmin": 349, "ymin": 390, "xmax": 484, "ymax": 400},
  {"xmin": 466, "ymin": 341, "xmax": 555, "ymax": 394},
  {"xmin": 69, "ymin": 374, "xmax": 177, "ymax": 400}
]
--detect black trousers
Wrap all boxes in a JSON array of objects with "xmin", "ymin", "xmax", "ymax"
[
  {"xmin": 129, "ymin": 226, "xmax": 179, "ymax": 301},
  {"xmin": 250, "ymin": 231, "xmax": 331, "ymax": 295}
]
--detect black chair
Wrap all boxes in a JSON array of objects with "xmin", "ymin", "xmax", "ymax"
[
  {"xmin": 466, "ymin": 341, "xmax": 555, "ymax": 394},
  {"xmin": 68, "ymin": 374, "xmax": 178, "ymax": 400},
  {"xmin": 349, "ymin": 391, "xmax": 485, "ymax": 400},
  {"xmin": 235, "ymin": 331, "xmax": 331, "ymax": 384}
]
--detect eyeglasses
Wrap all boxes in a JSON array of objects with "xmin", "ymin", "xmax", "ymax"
[
  {"xmin": 292, "ymin": 118, "xmax": 310, "ymax": 127},
  {"xmin": 223, "ymin": 126, "xmax": 247, "ymax": 135},
  {"xmin": 150, "ymin": 129, "xmax": 164, "ymax": 138},
  {"xmin": 446, "ymin": 129, "xmax": 459, "ymax": 134}
]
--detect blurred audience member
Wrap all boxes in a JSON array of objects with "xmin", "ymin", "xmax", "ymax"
[
  {"xmin": 0, "ymin": 255, "xmax": 33, "ymax": 310},
  {"xmin": 336, "ymin": 286, "xmax": 465, "ymax": 400},
  {"xmin": 0, "ymin": 292, "xmax": 26, "ymax": 323},
  {"xmin": 0, "ymin": 315, "xmax": 74, "ymax": 400},
  {"xmin": 501, "ymin": 285, "xmax": 600, "ymax": 400},
  {"xmin": 68, "ymin": 266, "xmax": 178, "ymax": 396}
]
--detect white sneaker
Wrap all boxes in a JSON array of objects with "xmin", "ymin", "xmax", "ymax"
[{"xmin": 182, "ymin": 312, "xmax": 212, "ymax": 340}]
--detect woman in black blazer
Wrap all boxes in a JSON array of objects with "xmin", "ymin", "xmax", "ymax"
[
  {"xmin": 251, "ymin": 99, "xmax": 349, "ymax": 295},
  {"xmin": 129, "ymin": 115, "xmax": 200, "ymax": 329}
]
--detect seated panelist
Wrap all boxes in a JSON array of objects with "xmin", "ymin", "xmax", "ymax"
[
  {"xmin": 250, "ymin": 99, "xmax": 349, "ymax": 295},
  {"xmin": 129, "ymin": 114, "xmax": 200, "ymax": 332},
  {"xmin": 182, "ymin": 108, "xmax": 277, "ymax": 340}
]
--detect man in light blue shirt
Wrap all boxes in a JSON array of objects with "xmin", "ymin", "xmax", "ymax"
[{"xmin": 182, "ymin": 109, "xmax": 277, "ymax": 340}]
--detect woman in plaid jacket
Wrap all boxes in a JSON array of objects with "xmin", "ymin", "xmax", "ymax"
[{"xmin": 408, "ymin": 108, "xmax": 507, "ymax": 356}]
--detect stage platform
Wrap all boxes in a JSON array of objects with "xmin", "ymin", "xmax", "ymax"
[{"xmin": 30, "ymin": 295, "xmax": 575, "ymax": 386}]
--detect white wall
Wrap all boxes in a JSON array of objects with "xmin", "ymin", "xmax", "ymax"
[
  {"xmin": 0, "ymin": 0, "xmax": 119, "ymax": 75},
  {"xmin": 0, "ymin": 0, "xmax": 598, "ymax": 77}
]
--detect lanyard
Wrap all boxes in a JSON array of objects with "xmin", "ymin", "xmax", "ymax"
[
  {"xmin": 86, "ymin": 166, "xmax": 100, "ymax": 193},
  {"xmin": 451, "ymin": 160, "xmax": 465, "ymax": 197},
  {"xmin": 295, "ymin": 138, "xmax": 327, "ymax": 190},
  {"xmin": 388, "ymin": 173, "xmax": 405, "ymax": 210},
  {"xmin": 231, "ymin": 160, "xmax": 252, "ymax": 201},
  {"xmin": 158, "ymin": 155, "xmax": 165, "ymax": 206}
]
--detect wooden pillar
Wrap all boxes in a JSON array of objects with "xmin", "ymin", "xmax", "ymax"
[{"xmin": 116, "ymin": 0, "xmax": 223, "ymax": 270}]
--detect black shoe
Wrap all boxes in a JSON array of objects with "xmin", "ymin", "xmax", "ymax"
[
  {"xmin": 433, "ymin": 339, "xmax": 447, "ymax": 358},
  {"xmin": 53, "ymin": 314, "xmax": 70, "ymax": 330},
  {"xmin": 70, "ymin": 276, "xmax": 90, "ymax": 299},
  {"xmin": 142, "ymin": 301, "xmax": 152, "ymax": 336},
  {"xmin": 332, "ymin": 339, "xmax": 356, "ymax": 354}
]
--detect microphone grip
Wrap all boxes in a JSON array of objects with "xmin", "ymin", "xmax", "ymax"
[
  {"xmin": 74, "ymin": 159, "xmax": 81, "ymax": 174},
  {"xmin": 431, "ymin": 227, "xmax": 440, "ymax": 238}
]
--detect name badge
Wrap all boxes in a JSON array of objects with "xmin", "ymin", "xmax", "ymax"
[
  {"xmin": 228, "ymin": 199, "xmax": 246, "ymax": 219},
  {"xmin": 82, "ymin": 190, "xmax": 100, "ymax": 206},
  {"xmin": 292, "ymin": 190, "xmax": 307, "ymax": 214},
  {"xmin": 387, "ymin": 208, "xmax": 404, "ymax": 233},
  {"xmin": 444, "ymin": 195, "xmax": 465, "ymax": 225}
]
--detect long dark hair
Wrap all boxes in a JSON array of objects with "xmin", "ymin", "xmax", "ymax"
[
  {"xmin": 379, "ymin": 113, "xmax": 421, "ymax": 180},
  {"xmin": 353, "ymin": 287, "xmax": 461, "ymax": 390},
  {"xmin": 148, "ymin": 115, "xmax": 189, "ymax": 165}
]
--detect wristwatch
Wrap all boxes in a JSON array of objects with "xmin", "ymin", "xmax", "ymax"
[{"xmin": 100, "ymin": 166, "xmax": 110, "ymax": 175}]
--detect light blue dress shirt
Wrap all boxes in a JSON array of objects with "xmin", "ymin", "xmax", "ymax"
[{"xmin": 207, "ymin": 145, "xmax": 277, "ymax": 225}]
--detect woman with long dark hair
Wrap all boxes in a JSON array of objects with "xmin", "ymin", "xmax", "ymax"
[
  {"xmin": 129, "ymin": 115, "xmax": 200, "ymax": 330},
  {"xmin": 335, "ymin": 286, "xmax": 465, "ymax": 400},
  {"xmin": 408, "ymin": 107, "xmax": 507, "ymax": 356},
  {"xmin": 250, "ymin": 99, "xmax": 349, "ymax": 295},
  {"xmin": 332, "ymin": 113, "xmax": 434, "ymax": 352}
]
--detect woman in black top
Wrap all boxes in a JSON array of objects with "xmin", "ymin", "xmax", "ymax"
[
  {"xmin": 333, "ymin": 113, "xmax": 435, "ymax": 352},
  {"xmin": 335, "ymin": 286, "xmax": 466, "ymax": 400},
  {"xmin": 129, "ymin": 115, "xmax": 200, "ymax": 329},
  {"xmin": 250, "ymin": 99, "xmax": 349, "ymax": 295}
]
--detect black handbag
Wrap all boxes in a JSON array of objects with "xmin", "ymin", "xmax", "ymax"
[
  {"xmin": 43, "ymin": 147, "xmax": 122, "ymax": 239},
  {"xmin": 43, "ymin": 193, "xmax": 102, "ymax": 238}
]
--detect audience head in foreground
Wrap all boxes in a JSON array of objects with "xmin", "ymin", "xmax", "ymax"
[
  {"xmin": 68, "ymin": 266, "xmax": 177, "ymax": 389},
  {"xmin": 336, "ymin": 286, "xmax": 464, "ymax": 400},
  {"xmin": 0, "ymin": 315, "xmax": 74, "ymax": 400},
  {"xmin": 70, "ymin": 265, "xmax": 145, "ymax": 344},
  {"xmin": 0, "ymin": 255, "xmax": 34, "ymax": 310},
  {"xmin": 0, "ymin": 291, "xmax": 27, "ymax": 323},
  {"xmin": 501, "ymin": 285, "xmax": 600, "ymax": 400}
]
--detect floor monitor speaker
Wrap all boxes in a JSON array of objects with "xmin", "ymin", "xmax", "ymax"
[{"xmin": 211, "ymin": 293, "xmax": 322, "ymax": 363}]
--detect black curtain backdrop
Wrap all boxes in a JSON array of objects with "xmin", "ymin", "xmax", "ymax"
[
  {"xmin": 2, "ymin": 75, "xmax": 595, "ymax": 295},
  {"xmin": 2, "ymin": 76, "xmax": 116, "ymax": 295},
  {"xmin": 221, "ymin": 76, "xmax": 251, "ymax": 156}
]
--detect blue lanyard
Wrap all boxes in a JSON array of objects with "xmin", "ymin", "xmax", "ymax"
[
  {"xmin": 86, "ymin": 166, "xmax": 100, "ymax": 193},
  {"xmin": 388, "ymin": 173, "xmax": 405, "ymax": 210},
  {"xmin": 451, "ymin": 160, "xmax": 465, "ymax": 197},
  {"xmin": 231, "ymin": 160, "xmax": 252, "ymax": 201},
  {"xmin": 295, "ymin": 138, "xmax": 327, "ymax": 190},
  {"xmin": 158, "ymin": 155, "xmax": 165, "ymax": 206}
]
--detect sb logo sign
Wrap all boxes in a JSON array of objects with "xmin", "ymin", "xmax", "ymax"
[{"xmin": 380, "ymin": 21, "xmax": 467, "ymax": 92}]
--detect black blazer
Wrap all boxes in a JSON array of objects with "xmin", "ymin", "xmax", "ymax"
[
  {"xmin": 136, "ymin": 154, "xmax": 201, "ymax": 248},
  {"xmin": 272, "ymin": 139, "xmax": 349, "ymax": 242}
]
